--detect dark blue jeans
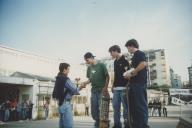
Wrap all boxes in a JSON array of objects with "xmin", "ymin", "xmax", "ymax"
[
  {"xmin": 129, "ymin": 84, "xmax": 148, "ymax": 128},
  {"xmin": 91, "ymin": 89, "xmax": 102, "ymax": 127}
]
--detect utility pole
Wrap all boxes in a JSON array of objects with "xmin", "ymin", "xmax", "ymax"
[{"xmin": 147, "ymin": 51, "xmax": 151, "ymax": 87}]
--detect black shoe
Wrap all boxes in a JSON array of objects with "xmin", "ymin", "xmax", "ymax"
[{"xmin": 94, "ymin": 121, "xmax": 99, "ymax": 128}]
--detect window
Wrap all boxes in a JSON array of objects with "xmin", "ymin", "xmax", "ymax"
[{"xmin": 161, "ymin": 50, "xmax": 165, "ymax": 56}]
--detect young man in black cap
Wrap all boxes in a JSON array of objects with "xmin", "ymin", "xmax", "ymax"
[
  {"xmin": 109, "ymin": 45, "xmax": 130, "ymax": 128},
  {"xmin": 82, "ymin": 52, "xmax": 109, "ymax": 128},
  {"xmin": 124, "ymin": 39, "xmax": 149, "ymax": 128}
]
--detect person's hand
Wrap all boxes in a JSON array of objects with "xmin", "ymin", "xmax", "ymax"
[
  {"xmin": 124, "ymin": 75, "xmax": 131, "ymax": 80},
  {"xmin": 124, "ymin": 69, "xmax": 138, "ymax": 80},
  {"xmin": 79, "ymin": 84, "xmax": 86, "ymax": 90},
  {"xmin": 131, "ymin": 69, "xmax": 138, "ymax": 77},
  {"xmin": 80, "ymin": 82, "xmax": 87, "ymax": 87},
  {"xmin": 78, "ymin": 82, "xmax": 88, "ymax": 90}
]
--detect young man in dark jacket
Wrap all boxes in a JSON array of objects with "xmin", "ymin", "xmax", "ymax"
[{"xmin": 124, "ymin": 39, "xmax": 149, "ymax": 128}]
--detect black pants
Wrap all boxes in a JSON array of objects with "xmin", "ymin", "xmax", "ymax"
[{"xmin": 28, "ymin": 109, "xmax": 32, "ymax": 119}]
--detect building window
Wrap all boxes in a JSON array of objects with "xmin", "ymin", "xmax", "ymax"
[
  {"xmin": 150, "ymin": 70, "xmax": 157, "ymax": 80},
  {"xmin": 149, "ymin": 53, "xmax": 156, "ymax": 61},
  {"xmin": 161, "ymin": 50, "xmax": 165, "ymax": 56}
]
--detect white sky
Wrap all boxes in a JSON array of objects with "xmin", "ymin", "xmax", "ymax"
[{"xmin": 0, "ymin": 0, "xmax": 191, "ymax": 81}]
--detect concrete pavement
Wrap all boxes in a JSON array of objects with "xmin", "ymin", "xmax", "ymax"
[{"xmin": 1, "ymin": 116, "xmax": 178, "ymax": 128}]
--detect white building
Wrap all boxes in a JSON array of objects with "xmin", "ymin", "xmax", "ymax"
[
  {"xmin": 188, "ymin": 65, "xmax": 192, "ymax": 87},
  {"xmin": 170, "ymin": 68, "xmax": 182, "ymax": 88},
  {"xmin": 144, "ymin": 49, "xmax": 171, "ymax": 87},
  {"xmin": 0, "ymin": 44, "xmax": 62, "ymax": 119},
  {"xmin": 0, "ymin": 44, "xmax": 88, "ymax": 119}
]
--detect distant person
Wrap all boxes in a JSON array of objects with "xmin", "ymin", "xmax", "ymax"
[
  {"xmin": 148, "ymin": 101, "xmax": 153, "ymax": 117},
  {"xmin": 44, "ymin": 100, "xmax": 49, "ymax": 120},
  {"xmin": 16, "ymin": 102, "xmax": 22, "ymax": 121},
  {"xmin": 163, "ymin": 106, "xmax": 167, "ymax": 117},
  {"xmin": 28, "ymin": 100, "xmax": 34, "ymax": 120},
  {"xmin": 81, "ymin": 52, "xmax": 109, "ymax": 128},
  {"xmin": 153, "ymin": 99, "xmax": 158, "ymax": 117},
  {"xmin": 108, "ymin": 45, "xmax": 130, "ymax": 128},
  {"xmin": 4, "ymin": 100, "xmax": 10, "ymax": 122},
  {"xmin": 22, "ymin": 99, "xmax": 29, "ymax": 120},
  {"xmin": 52, "ymin": 63, "xmax": 85, "ymax": 128},
  {"xmin": 124, "ymin": 39, "xmax": 149, "ymax": 128},
  {"xmin": 157, "ymin": 100, "xmax": 162, "ymax": 117},
  {"xmin": 85, "ymin": 102, "xmax": 89, "ymax": 116},
  {"xmin": 10, "ymin": 99, "xmax": 17, "ymax": 121}
]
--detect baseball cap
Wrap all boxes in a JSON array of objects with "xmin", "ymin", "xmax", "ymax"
[{"xmin": 84, "ymin": 52, "xmax": 95, "ymax": 60}]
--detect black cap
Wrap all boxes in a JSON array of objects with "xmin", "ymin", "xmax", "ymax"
[{"xmin": 84, "ymin": 52, "xmax": 95, "ymax": 59}]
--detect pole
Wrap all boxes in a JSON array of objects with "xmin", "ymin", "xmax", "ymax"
[
  {"xmin": 147, "ymin": 52, "xmax": 151, "ymax": 87},
  {"xmin": 179, "ymin": 93, "xmax": 182, "ymax": 117}
]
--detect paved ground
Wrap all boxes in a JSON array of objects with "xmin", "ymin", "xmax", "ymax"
[
  {"xmin": 1, "ymin": 105, "xmax": 191, "ymax": 128},
  {"xmin": 1, "ymin": 116, "xmax": 179, "ymax": 128}
]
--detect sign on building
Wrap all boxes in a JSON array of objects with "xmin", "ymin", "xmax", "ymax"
[{"xmin": 169, "ymin": 89, "xmax": 192, "ymax": 96}]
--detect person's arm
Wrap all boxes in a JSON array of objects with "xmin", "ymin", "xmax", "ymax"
[
  {"xmin": 103, "ymin": 73, "xmax": 110, "ymax": 93},
  {"xmin": 131, "ymin": 61, "xmax": 146, "ymax": 76},
  {"xmin": 102, "ymin": 63, "xmax": 110, "ymax": 95},
  {"xmin": 111, "ymin": 72, "xmax": 115, "ymax": 93},
  {"xmin": 81, "ymin": 66, "xmax": 91, "ymax": 86},
  {"xmin": 81, "ymin": 79, "xmax": 91, "ymax": 86},
  {"xmin": 111, "ymin": 62, "xmax": 116, "ymax": 93},
  {"xmin": 65, "ymin": 79, "xmax": 85, "ymax": 94},
  {"xmin": 125, "ymin": 52, "xmax": 146, "ymax": 79}
]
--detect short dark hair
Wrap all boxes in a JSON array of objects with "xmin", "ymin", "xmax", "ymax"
[
  {"xmin": 58, "ymin": 63, "xmax": 70, "ymax": 75},
  {"xmin": 125, "ymin": 39, "xmax": 139, "ymax": 48},
  {"xmin": 108, "ymin": 45, "xmax": 121, "ymax": 53}
]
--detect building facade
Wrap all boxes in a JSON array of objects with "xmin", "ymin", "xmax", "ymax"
[
  {"xmin": 170, "ymin": 68, "xmax": 182, "ymax": 88},
  {"xmin": 0, "ymin": 44, "xmax": 88, "ymax": 119},
  {"xmin": 188, "ymin": 65, "xmax": 192, "ymax": 87},
  {"xmin": 144, "ymin": 49, "xmax": 171, "ymax": 87}
]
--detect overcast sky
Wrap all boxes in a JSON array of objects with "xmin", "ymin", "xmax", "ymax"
[{"xmin": 0, "ymin": 0, "xmax": 192, "ymax": 81}]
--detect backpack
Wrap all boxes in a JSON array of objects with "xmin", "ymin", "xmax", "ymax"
[{"xmin": 52, "ymin": 75, "xmax": 68, "ymax": 105}]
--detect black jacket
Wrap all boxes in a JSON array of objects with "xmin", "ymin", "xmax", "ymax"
[{"xmin": 52, "ymin": 74, "xmax": 68, "ymax": 106}]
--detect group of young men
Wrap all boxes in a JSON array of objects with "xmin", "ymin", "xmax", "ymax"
[{"xmin": 53, "ymin": 39, "xmax": 149, "ymax": 128}]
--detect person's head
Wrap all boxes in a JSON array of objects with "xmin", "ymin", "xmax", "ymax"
[
  {"xmin": 125, "ymin": 39, "xmax": 139, "ymax": 54},
  {"xmin": 58, "ymin": 63, "xmax": 70, "ymax": 76},
  {"xmin": 84, "ymin": 52, "xmax": 95, "ymax": 65},
  {"xmin": 108, "ymin": 45, "xmax": 121, "ymax": 59}
]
